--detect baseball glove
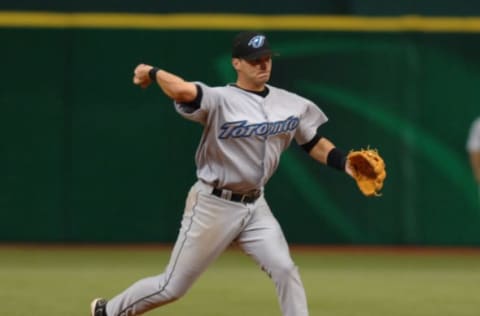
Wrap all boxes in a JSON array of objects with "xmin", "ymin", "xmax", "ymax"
[{"xmin": 347, "ymin": 149, "xmax": 386, "ymax": 197}]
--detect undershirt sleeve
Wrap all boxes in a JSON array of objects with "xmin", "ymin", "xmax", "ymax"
[
  {"xmin": 176, "ymin": 84, "xmax": 203, "ymax": 113},
  {"xmin": 301, "ymin": 134, "xmax": 321, "ymax": 153}
]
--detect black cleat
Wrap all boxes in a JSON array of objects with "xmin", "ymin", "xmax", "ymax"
[{"xmin": 90, "ymin": 298, "xmax": 108, "ymax": 316}]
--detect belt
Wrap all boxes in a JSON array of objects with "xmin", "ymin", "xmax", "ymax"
[{"xmin": 211, "ymin": 187, "xmax": 261, "ymax": 204}]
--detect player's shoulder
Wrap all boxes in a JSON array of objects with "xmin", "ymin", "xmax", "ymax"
[
  {"xmin": 267, "ymin": 85, "xmax": 293, "ymax": 96},
  {"xmin": 194, "ymin": 81, "xmax": 232, "ymax": 97},
  {"xmin": 194, "ymin": 81, "xmax": 223, "ymax": 91},
  {"xmin": 267, "ymin": 85, "xmax": 313, "ymax": 103}
]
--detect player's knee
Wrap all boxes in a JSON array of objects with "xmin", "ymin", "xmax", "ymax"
[
  {"xmin": 269, "ymin": 261, "xmax": 300, "ymax": 281},
  {"xmin": 162, "ymin": 282, "xmax": 191, "ymax": 301}
]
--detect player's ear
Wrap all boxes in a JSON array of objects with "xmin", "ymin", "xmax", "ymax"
[{"xmin": 232, "ymin": 58, "xmax": 241, "ymax": 70}]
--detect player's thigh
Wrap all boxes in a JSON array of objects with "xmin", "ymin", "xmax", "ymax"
[
  {"xmin": 237, "ymin": 200, "xmax": 294, "ymax": 270},
  {"xmin": 167, "ymin": 181, "xmax": 249, "ymax": 276}
]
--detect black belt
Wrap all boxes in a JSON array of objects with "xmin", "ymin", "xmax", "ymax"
[{"xmin": 212, "ymin": 188, "xmax": 261, "ymax": 204}]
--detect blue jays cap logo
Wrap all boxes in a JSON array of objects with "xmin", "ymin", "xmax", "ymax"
[
  {"xmin": 248, "ymin": 35, "xmax": 266, "ymax": 48},
  {"xmin": 232, "ymin": 31, "xmax": 273, "ymax": 59}
]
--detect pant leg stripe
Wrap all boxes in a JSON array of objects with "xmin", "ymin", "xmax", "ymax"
[{"xmin": 116, "ymin": 191, "xmax": 201, "ymax": 316}]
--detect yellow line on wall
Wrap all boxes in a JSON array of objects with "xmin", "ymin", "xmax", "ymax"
[{"xmin": 1, "ymin": 11, "xmax": 480, "ymax": 32}]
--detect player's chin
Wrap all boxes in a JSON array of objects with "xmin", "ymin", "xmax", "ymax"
[{"xmin": 257, "ymin": 73, "xmax": 271, "ymax": 82}]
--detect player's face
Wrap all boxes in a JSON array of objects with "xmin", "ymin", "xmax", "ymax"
[
  {"xmin": 235, "ymin": 55, "xmax": 272, "ymax": 87},
  {"xmin": 244, "ymin": 55, "xmax": 272, "ymax": 82}
]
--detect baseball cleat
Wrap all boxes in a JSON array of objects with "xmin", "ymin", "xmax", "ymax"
[{"xmin": 90, "ymin": 298, "xmax": 108, "ymax": 316}]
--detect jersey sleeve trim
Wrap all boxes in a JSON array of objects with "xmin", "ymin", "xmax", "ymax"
[{"xmin": 175, "ymin": 84, "xmax": 203, "ymax": 114}]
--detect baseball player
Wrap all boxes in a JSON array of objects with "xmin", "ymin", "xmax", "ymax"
[
  {"xmin": 467, "ymin": 116, "xmax": 480, "ymax": 202},
  {"xmin": 91, "ymin": 31, "xmax": 354, "ymax": 316}
]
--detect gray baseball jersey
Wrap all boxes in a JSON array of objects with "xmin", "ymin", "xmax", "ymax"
[{"xmin": 175, "ymin": 83, "xmax": 328, "ymax": 192}]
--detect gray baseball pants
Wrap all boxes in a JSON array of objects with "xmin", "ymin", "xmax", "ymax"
[{"xmin": 106, "ymin": 180, "xmax": 308, "ymax": 316}]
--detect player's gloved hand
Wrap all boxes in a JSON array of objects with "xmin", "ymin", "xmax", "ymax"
[
  {"xmin": 347, "ymin": 148, "xmax": 386, "ymax": 197},
  {"xmin": 133, "ymin": 63, "xmax": 154, "ymax": 89}
]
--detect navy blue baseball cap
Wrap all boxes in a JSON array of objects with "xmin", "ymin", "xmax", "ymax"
[{"xmin": 231, "ymin": 31, "xmax": 275, "ymax": 60}]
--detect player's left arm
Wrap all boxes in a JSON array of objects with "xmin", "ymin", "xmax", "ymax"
[{"xmin": 306, "ymin": 137, "xmax": 354, "ymax": 177}]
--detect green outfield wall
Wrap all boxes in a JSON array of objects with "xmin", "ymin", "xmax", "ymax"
[
  {"xmin": 1, "ymin": 0, "xmax": 480, "ymax": 16},
  {"xmin": 1, "ymin": 8, "xmax": 480, "ymax": 245}
]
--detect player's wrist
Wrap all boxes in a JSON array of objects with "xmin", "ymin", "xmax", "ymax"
[
  {"xmin": 149, "ymin": 67, "xmax": 160, "ymax": 82},
  {"xmin": 326, "ymin": 147, "xmax": 347, "ymax": 171}
]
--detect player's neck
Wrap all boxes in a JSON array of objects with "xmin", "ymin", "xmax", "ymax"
[
  {"xmin": 231, "ymin": 83, "xmax": 269, "ymax": 97},
  {"xmin": 235, "ymin": 80, "xmax": 266, "ymax": 92}
]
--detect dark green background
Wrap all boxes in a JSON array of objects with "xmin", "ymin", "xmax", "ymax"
[
  {"xmin": 1, "ymin": 2, "xmax": 480, "ymax": 245},
  {"xmin": 2, "ymin": 0, "xmax": 480, "ymax": 15}
]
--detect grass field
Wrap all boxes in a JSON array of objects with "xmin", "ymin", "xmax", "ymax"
[{"xmin": 1, "ymin": 245, "xmax": 479, "ymax": 316}]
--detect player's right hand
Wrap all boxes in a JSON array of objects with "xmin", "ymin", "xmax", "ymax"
[{"xmin": 133, "ymin": 63, "xmax": 153, "ymax": 89}]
